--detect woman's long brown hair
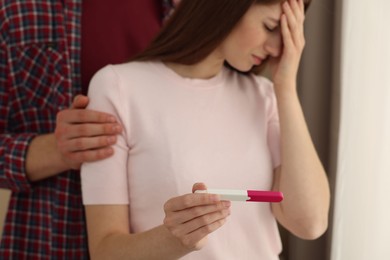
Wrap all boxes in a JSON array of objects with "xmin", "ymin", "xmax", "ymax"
[{"xmin": 133, "ymin": 0, "xmax": 311, "ymax": 73}]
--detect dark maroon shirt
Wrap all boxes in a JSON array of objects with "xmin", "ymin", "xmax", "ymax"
[{"xmin": 81, "ymin": 0, "xmax": 163, "ymax": 94}]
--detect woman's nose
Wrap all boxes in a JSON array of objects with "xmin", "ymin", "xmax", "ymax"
[{"xmin": 265, "ymin": 34, "xmax": 282, "ymax": 57}]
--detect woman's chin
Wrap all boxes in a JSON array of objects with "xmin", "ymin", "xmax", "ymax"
[{"xmin": 224, "ymin": 61, "xmax": 252, "ymax": 73}]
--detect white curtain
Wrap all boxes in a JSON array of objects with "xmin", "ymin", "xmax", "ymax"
[{"xmin": 331, "ymin": 1, "xmax": 390, "ymax": 259}]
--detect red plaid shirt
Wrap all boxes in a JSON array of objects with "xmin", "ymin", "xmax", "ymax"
[{"xmin": 0, "ymin": 0, "xmax": 173, "ymax": 259}]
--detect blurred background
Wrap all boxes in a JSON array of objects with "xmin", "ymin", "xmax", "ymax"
[
  {"xmin": 279, "ymin": 0, "xmax": 390, "ymax": 259},
  {"xmin": 1, "ymin": 0, "xmax": 389, "ymax": 259}
]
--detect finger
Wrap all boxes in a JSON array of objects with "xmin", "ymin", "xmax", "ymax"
[
  {"xmin": 282, "ymin": 1, "xmax": 298, "ymax": 32},
  {"xmin": 60, "ymin": 135, "xmax": 117, "ymax": 153},
  {"xmin": 299, "ymin": 0, "xmax": 305, "ymax": 12},
  {"xmin": 71, "ymin": 95, "xmax": 89, "ymax": 109},
  {"xmin": 62, "ymin": 123, "xmax": 122, "ymax": 139},
  {"xmin": 173, "ymin": 207, "xmax": 230, "ymax": 237},
  {"xmin": 55, "ymin": 121, "xmax": 122, "ymax": 141},
  {"xmin": 166, "ymin": 200, "xmax": 231, "ymax": 225},
  {"xmin": 65, "ymin": 147, "xmax": 114, "ymax": 163},
  {"xmin": 192, "ymin": 182, "xmax": 207, "ymax": 193},
  {"xmin": 57, "ymin": 109, "xmax": 118, "ymax": 124},
  {"xmin": 284, "ymin": 2, "xmax": 303, "ymax": 47},
  {"xmin": 181, "ymin": 218, "xmax": 228, "ymax": 249},
  {"xmin": 164, "ymin": 193, "xmax": 220, "ymax": 212},
  {"xmin": 280, "ymin": 14, "xmax": 293, "ymax": 49},
  {"xmin": 289, "ymin": 0, "xmax": 304, "ymax": 23}
]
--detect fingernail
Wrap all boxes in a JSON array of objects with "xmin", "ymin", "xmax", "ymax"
[
  {"xmin": 222, "ymin": 201, "xmax": 231, "ymax": 208},
  {"xmin": 211, "ymin": 194, "xmax": 220, "ymax": 202},
  {"xmin": 108, "ymin": 116, "xmax": 116, "ymax": 123}
]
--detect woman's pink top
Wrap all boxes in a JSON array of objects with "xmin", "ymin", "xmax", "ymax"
[{"xmin": 81, "ymin": 61, "xmax": 282, "ymax": 259}]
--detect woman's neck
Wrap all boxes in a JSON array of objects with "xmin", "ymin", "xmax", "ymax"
[{"xmin": 165, "ymin": 51, "xmax": 224, "ymax": 79}]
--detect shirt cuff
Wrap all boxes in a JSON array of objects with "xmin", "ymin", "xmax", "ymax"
[{"xmin": 2, "ymin": 133, "xmax": 37, "ymax": 192}]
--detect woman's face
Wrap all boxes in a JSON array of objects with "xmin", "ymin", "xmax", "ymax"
[{"xmin": 219, "ymin": 3, "xmax": 283, "ymax": 72}]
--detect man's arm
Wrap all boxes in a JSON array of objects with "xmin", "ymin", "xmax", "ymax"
[{"xmin": 25, "ymin": 95, "xmax": 122, "ymax": 182}]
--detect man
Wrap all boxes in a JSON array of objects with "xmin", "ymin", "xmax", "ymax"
[{"xmin": 0, "ymin": 0, "xmax": 176, "ymax": 258}]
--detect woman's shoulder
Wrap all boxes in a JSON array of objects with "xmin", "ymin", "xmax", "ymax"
[
  {"xmin": 91, "ymin": 61, "xmax": 158, "ymax": 84},
  {"xmin": 104, "ymin": 61, "xmax": 157, "ymax": 76},
  {"xmin": 252, "ymin": 74, "xmax": 273, "ymax": 86},
  {"xmin": 252, "ymin": 74, "xmax": 276, "ymax": 99}
]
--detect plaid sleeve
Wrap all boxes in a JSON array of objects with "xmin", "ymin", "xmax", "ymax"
[{"xmin": 0, "ymin": 37, "xmax": 35, "ymax": 192}]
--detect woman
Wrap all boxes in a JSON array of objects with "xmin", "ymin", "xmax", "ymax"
[{"xmin": 81, "ymin": 0, "xmax": 330, "ymax": 259}]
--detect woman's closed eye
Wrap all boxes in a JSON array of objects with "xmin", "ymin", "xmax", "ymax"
[{"xmin": 264, "ymin": 24, "xmax": 279, "ymax": 33}]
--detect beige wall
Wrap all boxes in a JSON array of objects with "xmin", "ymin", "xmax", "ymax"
[{"xmin": 0, "ymin": 189, "xmax": 10, "ymax": 238}]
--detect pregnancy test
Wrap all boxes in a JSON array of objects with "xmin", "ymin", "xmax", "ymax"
[{"xmin": 195, "ymin": 189, "xmax": 283, "ymax": 203}]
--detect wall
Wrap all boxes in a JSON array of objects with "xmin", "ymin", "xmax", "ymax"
[
  {"xmin": 330, "ymin": 1, "xmax": 390, "ymax": 259},
  {"xmin": 0, "ymin": 189, "xmax": 10, "ymax": 238}
]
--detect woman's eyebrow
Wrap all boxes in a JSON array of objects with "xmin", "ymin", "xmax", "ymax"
[{"xmin": 268, "ymin": 17, "xmax": 281, "ymax": 24}]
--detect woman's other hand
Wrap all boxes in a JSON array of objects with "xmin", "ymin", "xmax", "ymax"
[
  {"xmin": 163, "ymin": 183, "xmax": 231, "ymax": 251},
  {"xmin": 271, "ymin": 0, "xmax": 306, "ymax": 89}
]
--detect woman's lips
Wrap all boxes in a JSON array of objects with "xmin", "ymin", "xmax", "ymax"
[{"xmin": 252, "ymin": 55, "xmax": 263, "ymax": 65}]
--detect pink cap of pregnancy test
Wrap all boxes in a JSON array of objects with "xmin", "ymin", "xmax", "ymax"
[{"xmin": 247, "ymin": 190, "xmax": 283, "ymax": 202}]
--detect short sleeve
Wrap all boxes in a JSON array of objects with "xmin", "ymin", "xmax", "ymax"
[
  {"xmin": 81, "ymin": 65, "xmax": 130, "ymax": 205},
  {"xmin": 258, "ymin": 77, "xmax": 281, "ymax": 169}
]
